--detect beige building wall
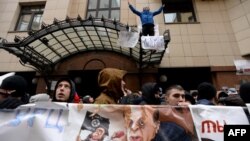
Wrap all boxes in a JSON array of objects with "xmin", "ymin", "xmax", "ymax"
[
  {"xmin": 159, "ymin": 0, "xmax": 244, "ymax": 67},
  {"xmin": 226, "ymin": 0, "xmax": 250, "ymax": 56},
  {"xmin": 0, "ymin": 0, "xmax": 250, "ymax": 72}
]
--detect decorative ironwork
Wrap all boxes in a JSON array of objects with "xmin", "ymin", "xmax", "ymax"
[{"xmin": 0, "ymin": 16, "xmax": 170, "ymax": 73}]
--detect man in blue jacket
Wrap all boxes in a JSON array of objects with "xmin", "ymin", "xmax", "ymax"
[{"xmin": 128, "ymin": 0, "xmax": 164, "ymax": 36}]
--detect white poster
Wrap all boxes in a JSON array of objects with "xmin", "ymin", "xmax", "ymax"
[
  {"xmin": 141, "ymin": 36, "xmax": 165, "ymax": 50},
  {"xmin": 234, "ymin": 60, "xmax": 250, "ymax": 75},
  {"xmin": 189, "ymin": 105, "xmax": 249, "ymax": 141},
  {"xmin": 117, "ymin": 31, "xmax": 139, "ymax": 48}
]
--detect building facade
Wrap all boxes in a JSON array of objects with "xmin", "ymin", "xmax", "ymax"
[{"xmin": 0, "ymin": 0, "xmax": 250, "ymax": 97}]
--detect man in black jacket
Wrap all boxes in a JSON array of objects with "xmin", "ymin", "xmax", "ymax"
[{"xmin": 0, "ymin": 75, "xmax": 29, "ymax": 109}]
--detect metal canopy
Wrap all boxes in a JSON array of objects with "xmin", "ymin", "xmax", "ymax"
[{"xmin": 0, "ymin": 16, "xmax": 169, "ymax": 73}]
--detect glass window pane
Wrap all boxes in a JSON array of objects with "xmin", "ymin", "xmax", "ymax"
[
  {"xmin": 100, "ymin": 0, "xmax": 109, "ymax": 8},
  {"xmin": 31, "ymin": 14, "xmax": 43, "ymax": 30},
  {"xmin": 97, "ymin": 10, "xmax": 109, "ymax": 18},
  {"xmin": 88, "ymin": 0, "xmax": 97, "ymax": 9},
  {"xmin": 163, "ymin": 0, "xmax": 196, "ymax": 23},
  {"xmin": 111, "ymin": 10, "xmax": 120, "ymax": 20},
  {"xmin": 87, "ymin": 11, "xmax": 96, "ymax": 18},
  {"xmin": 164, "ymin": 13, "xmax": 177, "ymax": 23},
  {"xmin": 180, "ymin": 12, "xmax": 194, "ymax": 22},
  {"xmin": 16, "ymin": 14, "xmax": 31, "ymax": 31},
  {"xmin": 112, "ymin": 0, "xmax": 120, "ymax": 8}
]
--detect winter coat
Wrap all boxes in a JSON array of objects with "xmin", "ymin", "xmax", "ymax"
[
  {"xmin": 94, "ymin": 68, "xmax": 126, "ymax": 104},
  {"xmin": 128, "ymin": 4, "xmax": 163, "ymax": 26},
  {"xmin": 139, "ymin": 82, "xmax": 161, "ymax": 105}
]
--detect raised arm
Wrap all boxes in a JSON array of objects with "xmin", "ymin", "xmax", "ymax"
[
  {"xmin": 128, "ymin": 1, "xmax": 141, "ymax": 16},
  {"xmin": 152, "ymin": 4, "xmax": 164, "ymax": 16}
]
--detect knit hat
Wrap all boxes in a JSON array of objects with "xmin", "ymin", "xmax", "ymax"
[
  {"xmin": 0, "ymin": 75, "xmax": 28, "ymax": 97},
  {"xmin": 197, "ymin": 82, "xmax": 216, "ymax": 100},
  {"xmin": 239, "ymin": 82, "xmax": 250, "ymax": 103}
]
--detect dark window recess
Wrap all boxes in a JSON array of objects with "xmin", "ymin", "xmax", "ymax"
[
  {"xmin": 69, "ymin": 70, "xmax": 101, "ymax": 99},
  {"xmin": 162, "ymin": 0, "xmax": 197, "ymax": 23}
]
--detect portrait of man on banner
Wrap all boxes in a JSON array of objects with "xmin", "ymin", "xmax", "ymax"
[{"xmin": 80, "ymin": 111, "xmax": 110, "ymax": 141}]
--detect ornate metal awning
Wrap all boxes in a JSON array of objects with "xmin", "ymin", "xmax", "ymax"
[{"xmin": 0, "ymin": 16, "xmax": 170, "ymax": 73}]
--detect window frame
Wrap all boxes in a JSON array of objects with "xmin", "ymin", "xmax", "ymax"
[
  {"xmin": 15, "ymin": 5, "xmax": 45, "ymax": 31},
  {"xmin": 86, "ymin": 0, "xmax": 120, "ymax": 20},
  {"xmin": 162, "ymin": 0, "xmax": 197, "ymax": 24}
]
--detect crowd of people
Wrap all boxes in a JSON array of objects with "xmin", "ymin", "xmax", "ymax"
[
  {"xmin": 1, "ymin": 67, "xmax": 250, "ymax": 108},
  {"xmin": 1, "ymin": 67, "xmax": 250, "ymax": 141}
]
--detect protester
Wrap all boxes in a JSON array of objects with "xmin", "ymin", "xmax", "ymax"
[
  {"xmin": 120, "ymin": 91, "xmax": 141, "ymax": 104},
  {"xmin": 218, "ymin": 94, "xmax": 245, "ymax": 106},
  {"xmin": 185, "ymin": 91, "xmax": 196, "ymax": 105},
  {"xmin": 0, "ymin": 75, "xmax": 29, "ymax": 109},
  {"xmin": 196, "ymin": 82, "xmax": 217, "ymax": 105},
  {"xmin": 164, "ymin": 85, "xmax": 185, "ymax": 106},
  {"xmin": 155, "ymin": 84, "xmax": 193, "ymax": 141},
  {"xmin": 128, "ymin": 0, "xmax": 164, "ymax": 36},
  {"xmin": 52, "ymin": 78, "xmax": 80, "ymax": 103},
  {"xmin": 82, "ymin": 95, "xmax": 94, "ymax": 103},
  {"xmin": 239, "ymin": 82, "xmax": 250, "ymax": 104},
  {"xmin": 139, "ymin": 82, "xmax": 161, "ymax": 105},
  {"xmin": 190, "ymin": 91, "xmax": 198, "ymax": 103},
  {"xmin": 216, "ymin": 91, "xmax": 228, "ymax": 105},
  {"xmin": 94, "ymin": 68, "xmax": 127, "ymax": 104}
]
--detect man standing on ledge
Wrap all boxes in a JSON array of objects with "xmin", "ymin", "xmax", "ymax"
[{"xmin": 128, "ymin": 0, "xmax": 164, "ymax": 36}]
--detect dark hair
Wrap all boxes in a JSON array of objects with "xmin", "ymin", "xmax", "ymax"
[
  {"xmin": 197, "ymin": 82, "xmax": 216, "ymax": 100},
  {"xmin": 165, "ymin": 85, "xmax": 184, "ymax": 96},
  {"xmin": 239, "ymin": 82, "xmax": 250, "ymax": 103},
  {"xmin": 185, "ymin": 91, "xmax": 196, "ymax": 104}
]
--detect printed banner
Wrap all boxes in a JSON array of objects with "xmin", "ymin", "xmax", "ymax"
[
  {"xmin": 1, "ymin": 103, "xmax": 250, "ymax": 141},
  {"xmin": 190, "ymin": 105, "xmax": 249, "ymax": 141},
  {"xmin": 141, "ymin": 36, "xmax": 165, "ymax": 50},
  {"xmin": 117, "ymin": 31, "xmax": 139, "ymax": 48}
]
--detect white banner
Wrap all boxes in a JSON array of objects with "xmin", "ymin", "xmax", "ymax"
[
  {"xmin": 0, "ymin": 102, "xmax": 85, "ymax": 141},
  {"xmin": 1, "ymin": 103, "xmax": 250, "ymax": 141},
  {"xmin": 117, "ymin": 31, "xmax": 139, "ymax": 48},
  {"xmin": 234, "ymin": 60, "xmax": 250, "ymax": 75},
  {"xmin": 141, "ymin": 36, "xmax": 165, "ymax": 50},
  {"xmin": 190, "ymin": 105, "xmax": 249, "ymax": 141}
]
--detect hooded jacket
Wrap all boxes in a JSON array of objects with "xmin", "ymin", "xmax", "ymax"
[
  {"xmin": 94, "ymin": 68, "xmax": 127, "ymax": 104},
  {"xmin": 128, "ymin": 4, "xmax": 163, "ymax": 26},
  {"xmin": 52, "ymin": 78, "xmax": 77, "ymax": 103},
  {"xmin": 140, "ymin": 82, "xmax": 161, "ymax": 105}
]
